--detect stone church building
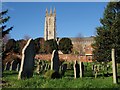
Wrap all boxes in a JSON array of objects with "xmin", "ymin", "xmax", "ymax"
[{"xmin": 44, "ymin": 8, "xmax": 95, "ymax": 60}]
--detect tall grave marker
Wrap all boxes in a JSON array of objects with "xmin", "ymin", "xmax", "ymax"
[
  {"xmin": 111, "ymin": 48, "xmax": 118, "ymax": 84},
  {"xmin": 18, "ymin": 39, "xmax": 35, "ymax": 80},
  {"xmin": 51, "ymin": 50, "xmax": 60, "ymax": 72}
]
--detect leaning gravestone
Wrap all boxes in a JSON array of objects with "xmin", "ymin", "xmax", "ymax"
[
  {"xmin": 74, "ymin": 60, "xmax": 80, "ymax": 79},
  {"xmin": 51, "ymin": 50, "xmax": 60, "ymax": 72},
  {"xmin": 18, "ymin": 39, "xmax": 35, "ymax": 80}
]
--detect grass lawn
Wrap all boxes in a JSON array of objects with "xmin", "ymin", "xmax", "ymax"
[{"xmin": 2, "ymin": 70, "xmax": 120, "ymax": 88}]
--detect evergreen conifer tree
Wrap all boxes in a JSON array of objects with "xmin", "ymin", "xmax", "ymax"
[
  {"xmin": 92, "ymin": 2, "xmax": 120, "ymax": 62},
  {"xmin": 0, "ymin": 10, "xmax": 13, "ymax": 38}
]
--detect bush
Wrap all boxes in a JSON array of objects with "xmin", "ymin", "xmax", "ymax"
[{"xmin": 44, "ymin": 70, "xmax": 61, "ymax": 79}]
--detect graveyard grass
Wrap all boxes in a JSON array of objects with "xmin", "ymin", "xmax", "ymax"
[{"xmin": 2, "ymin": 69, "xmax": 120, "ymax": 88}]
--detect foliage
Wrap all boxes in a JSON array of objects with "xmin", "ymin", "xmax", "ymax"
[
  {"xmin": 92, "ymin": 2, "xmax": 120, "ymax": 62},
  {"xmin": 4, "ymin": 39, "xmax": 27, "ymax": 55},
  {"xmin": 5, "ymin": 39, "xmax": 16, "ymax": 53},
  {"xmin": 1, "ymin": 10, "xmax": 13, "ymax": 71},
  {"xmin": 34, "ymin": 37, "xmax": 45, "ymax": 54},
  {"xmin": 44, "ymin": 39, "xmax": 58, "ymax": 54},
  {"xmin": 44, "ymin": 70, "xmax": 61, "ymax": 79},
  {"xmin": 0, "ymin": 10, "xmax": 13, "ymax": 38},
  {"xmin": 15, "ymin": 39, "xmax": 27, "ymax": 55},
  {"xmin": 58, "ymin": 38, "xmax": 73, "ymax": 54}
]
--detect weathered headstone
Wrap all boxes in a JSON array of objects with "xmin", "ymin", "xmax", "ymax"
[
  {"xmin": 79, "ymin": 61, "xmax": 84, "ymax": 78},
  {"xmin": 94, "ymin": 65, "xmax": 98, "ymax": 78},
  {"xmin": 11, "ymin": 60, "xmax": 18, "ymax": 71},
  {"xmin": 74, "ymin": 60, "xmax": 80, "ymax": 79},
  {"xmin": 51, "ymin": 50, "xmax": 60, "ymax": 72},
  {"xmin": 97, "ymin": 65, "xmax": 100, "ymax": 72},
  {"xmin": 106, "ymin": 64, "xmax": 110, "ymax": 75},
  {"xmin": 40, "ymin": 65, "xmax": 44, "ymax": 73},
  {"xmin": 4, "ymin": 63, "xmax": 7, "ymax": 71},
  {"xmin": 10, "ymin": 60, "xmax": 14, "ymax": 71},
  {"xmin": 16, "ymin": 63, "xmax": 21, "ymax": 71},
  {"xmin": 111, "ymin": 48, "xmax": 118, "ymax": 84},
  {"xmin": 61, "ymin": 64, "xmax": 67, "ymax": 76},
  {"xmin": 18, "ymin": 39, "xmax": 35, "ymax": 80},
  {"xmin": 5, "ymin": 62, "xmax": 11, "ymax": 70},
  {"xmin": 44, "ymin": 64, "xmax": 47, "ymax": 71},
  {"xmin": 2, "ymin": 63, "xmax": 4, "ymax": 72},
  {"xmin": 36, "ymin": 60, "xmax": 41, "ymax": 74}
]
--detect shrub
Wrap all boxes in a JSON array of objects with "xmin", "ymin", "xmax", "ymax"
[{"xmin": 44, "ymin": 70, "xmax": 61, "ymax": 79}]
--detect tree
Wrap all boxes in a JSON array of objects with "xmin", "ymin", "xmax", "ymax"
[
  {"xmin": 0, "ymin": 10, "xmax": 13, "ymax": 72},
  {"xmin": 34, "ymin": 37, "xmax": 45, "ymax": 54},
  {"xmin": 23, "ymin": 35, "xmax": 31, "ymax": 40},
  {"xmin": 3, "ymin": 34, "xmax": 11, "ymax": 44},
  {"xmin": 92, "ymin": 2, "xmax": 120, "ymax": 62},
  {"xmin": 0, "ymin": 10, "xmax": 13, "ymax": 38},
  {"xmin": 15, "ymin": 39, "xmax": 27, "ymax": 55},
  {"xmin": 58, "ymin": 38, "xmax": 73, "ymax": 54},
  {"xmin": 5, "ymin": 39, "xmax": 16, "ymax": 53},
  {"xmin": 44, "ymin": 39, "xmax": 58, "ymax": 54},
  {"xmin": 73, "ymin": 33, "xmax": 85, "ymax": 55}
]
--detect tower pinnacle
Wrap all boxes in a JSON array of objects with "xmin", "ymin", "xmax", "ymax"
[
  {"xmin": 50, "ymin": 8, "xmax": 52, "ymax": 15},
  {"xmin": 46, "ymin": 8, "xmax": 48, "ymax": 16},
  {"xmin": 54, "ymin": 7, "xmax": 56, "ymax": 16}
]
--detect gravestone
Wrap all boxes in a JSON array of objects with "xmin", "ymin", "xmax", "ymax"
[
  {"xmin": 61, "ymin": 64, "xmax": 67, "ymax": 76},
  {"xmin": 12, "ymin": 60, "xmax": 18, "ymax": 71},
  {"xmin": 18, "ymin": 39, "xmax": 35, "ymax": 80},
  {"xmin": 2, "ymin": 63, "xmax": 4, "ymax": 72},
  {"xmin": 106, "ymin": 64, "xmax": 110, "ymax": 75},
  {"xmin": 40, "ymin": 65, "xmax": 44, "ymax": 73},
  {"xmin": 44, "ymin": 64, "xmax": 47, "ymax": 71},
  {"xmin": 79, "ymin": 61, "xmax": 84, "ymax": 78},
  {"xmin": 94, "ymin": 65, "xmax": 98, "ymax": 78},
  {"xmin": 16, "ymin": 63, "xmax": 21, "ymax": 71},
  {"xmin": 10, "ymin": 60, "xmax": 14, "ymax": 71},
  {"xmin": 5, "ymin": 62, "xmax": 11, "ymax": 70},
  {"xmin": 51, "ymin": 50, "xmax": 60, "ymax": 72},
  {"xmin": 74, "ymin": 60, "xmax": 80, "ymax": 79},
  {"xmin": 36, "ymin": 60, "xmax": 41, "ymax": 74},
  {"xmin": 92, "ymin": 64, "xmax": 94, "ymax": 70},
  {"xmin": 48, "ymin": 64, "xmax": 50, "ymax": 70},
  {"xmin": 111, "ymin": 49, "xmax": 118, "ymax": 84}
]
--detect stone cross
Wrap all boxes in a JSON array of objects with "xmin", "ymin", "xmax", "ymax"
[
  {"xmin": 18, "ymin": 39, "xmax": 35, "ymax": 80},
  {"xmin": 51, "ymin": 50, "xmax": 60, "ymax": 72}
]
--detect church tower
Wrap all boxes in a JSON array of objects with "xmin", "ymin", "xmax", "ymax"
[{"xmin": 44, "ymin": 8, "xmax": 56, "ymax": 41}]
